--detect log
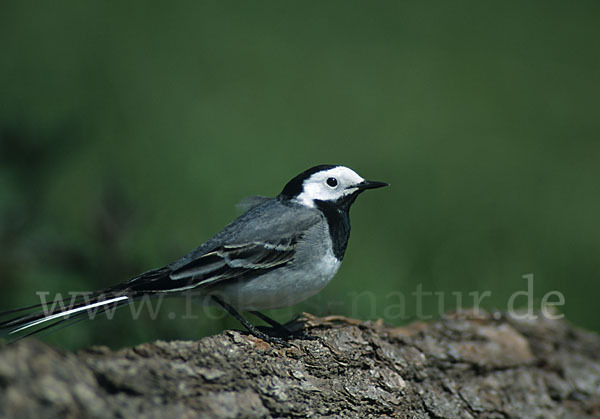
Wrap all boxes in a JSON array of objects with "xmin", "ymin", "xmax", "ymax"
[{"xmin": 1, "ymin": 311, "xmax": 599, "ymax": 418}]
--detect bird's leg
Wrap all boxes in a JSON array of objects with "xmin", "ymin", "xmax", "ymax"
[
  {"xmin": 249, "ymin": 311, "xmax": 294, "ymax": 336},
  {"xmin": 250, "ymin": 310, "xmax": 319, "ymax": 341},
  {"xmin": 211, "ymin": 296, "xmax": 285, "ymax": 345}
]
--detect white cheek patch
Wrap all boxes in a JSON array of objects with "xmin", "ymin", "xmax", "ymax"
[{"xmin": 293, "ymin": 166, "xmax": 365, "ymax": 207}]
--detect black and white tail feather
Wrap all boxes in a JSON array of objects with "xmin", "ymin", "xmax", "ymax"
[
  {"xmin": 0, "ymin": 270, "xmax": 170, "ymax": 343},
  {"xmin": 0, "ymin": 290, "xmax": 132, "ymax": 343},
  {"xmin": 0, "ymin": 257, "xmax": 199, "ymax": 341}
]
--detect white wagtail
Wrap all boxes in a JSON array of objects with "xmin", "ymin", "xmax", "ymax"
[{"xmin": 1, "ymin": 165, "xmax": 387, "ymax": 343}]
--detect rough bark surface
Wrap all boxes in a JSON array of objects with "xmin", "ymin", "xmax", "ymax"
[{"xmin": 1, "ymin": 311, "xmax": 599, "ymax": 418}]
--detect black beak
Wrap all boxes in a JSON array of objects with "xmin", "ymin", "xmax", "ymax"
[{"xmin": 356, "ymin": 180, "xmax": 389, "ymax": 191}]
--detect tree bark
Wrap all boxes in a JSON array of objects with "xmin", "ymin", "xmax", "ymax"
[{"xmin": 1, "ymin": 311, "xmax": 599, "ymax": 418}]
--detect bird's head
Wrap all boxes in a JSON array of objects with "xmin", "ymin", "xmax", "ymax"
[{"xmin": 279, "ymin": 165, "xmax": 387, "ymax": 209}]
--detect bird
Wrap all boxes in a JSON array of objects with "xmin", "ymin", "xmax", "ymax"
[{"xmin": 1, "ymin": 165, "xmax": 387, "ymax": 344}]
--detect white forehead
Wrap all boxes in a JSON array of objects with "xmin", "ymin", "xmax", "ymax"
[
  {"xmin": 294, "ymin": 166, "xmax": 365, "ymax": 207},
  {"xmin": 306, "ymin": 166, "xmax": 364, "ymax": 184}
]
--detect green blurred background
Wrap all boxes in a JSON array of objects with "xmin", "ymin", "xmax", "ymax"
[{"xmin": 1, "ymin": 1, "xmax": 599, "ymax": 350}]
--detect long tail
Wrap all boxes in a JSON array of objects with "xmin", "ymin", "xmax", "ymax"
[
  {"xmin": 0, "ymin": 292, "xmax": 132, "ymax": 343},
  {"xmin": 0, "ymin": 267, "xmax": 179, "ymax": 343}
]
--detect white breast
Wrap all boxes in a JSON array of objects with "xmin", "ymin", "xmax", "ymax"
[{"xmin": 208, "ymin": 249, "xmax": 340, "ymax": 311}]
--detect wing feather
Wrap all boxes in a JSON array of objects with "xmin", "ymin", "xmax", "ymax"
[{"xmin": 168, "ymin": 236, "xmax": 298, "ymax": 287}]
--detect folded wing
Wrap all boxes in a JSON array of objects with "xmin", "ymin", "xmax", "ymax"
[{"xmin": 168, "ymin": 236, "xmax": 298, "ymax": 289}]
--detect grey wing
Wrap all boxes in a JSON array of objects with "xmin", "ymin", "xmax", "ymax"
[
  {"xmin": 168, "ymin": 236, "xmax": 298, "ymax": 287},
  {"xmin": 165, "ymin": 200, "xmax": 322, "ymax": 290}
]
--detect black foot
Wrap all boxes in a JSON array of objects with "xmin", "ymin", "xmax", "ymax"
[
  {"xmin": 211, "ymin": 296, "xmax": 319, "ymax": 345},
  {"xmin": 290, "ymin": 331, "xmax": 319, "ymax": 341},
  {"xmin": 212, "ymin": 296, "xmax": 288, "ymax": 345},
  {"xmin": 247, "ymin": 327, "xmax": 288, "ymax": 345},
  {"xmin": 251, "ymin": 311, "xmax": 320, "ymax": 341},
  {"xmin": 254, "ymin": 325, "xmax": 318, "ymax": 342}
]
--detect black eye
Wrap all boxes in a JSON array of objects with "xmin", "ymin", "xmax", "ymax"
[{"xmin": 326, "ymin": 177, "xmax": 338, "ymax": 187}]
